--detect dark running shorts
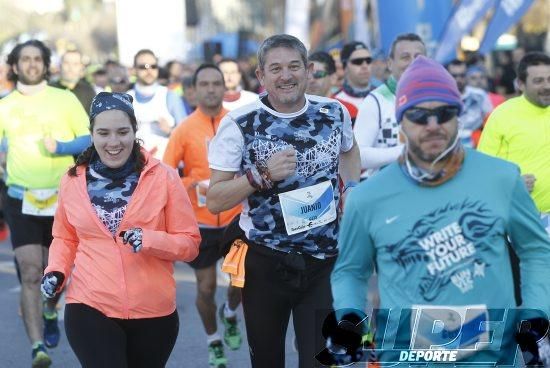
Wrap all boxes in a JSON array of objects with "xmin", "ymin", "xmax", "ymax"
[
  {"xmin": 3, "ymin": 195, "xmax": 54, "ymax": 249},
  {"xmin": 187, "ymin": 227, "xmax": 226, "ymax": 270}
]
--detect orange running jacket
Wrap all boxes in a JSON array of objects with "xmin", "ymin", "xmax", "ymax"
[{"xmin": 45, "ymin": 151, "xmax": 201, "ymax": 319}]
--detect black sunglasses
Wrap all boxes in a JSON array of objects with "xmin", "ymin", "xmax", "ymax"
[
  {"xmin": 312, "ymin": 70, "xmax": 329, "ymax": 79},
  {"xmin": 404, "ymin": 105, "xmax": 460, "ymax": 125},
  {"xmin": 349, "ymin": 57, "xmax": 373, "ymax": 66},
  {"xmin": 136, "ymin": 63, "xmax": 158, "ymax": 70}
]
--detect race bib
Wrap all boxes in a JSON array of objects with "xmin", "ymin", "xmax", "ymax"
[
  {"xmin": 22, "ymin": 188, "xmax": 58, "ymax": 216},
  {"xmin": 541, "ymin": 213, "xmax": 550, "ymax": 236},
  {"xmin": 278, "ymin": 181, "xmax": 336, "ymax": 235},
  {"xmin": 196, "ymin": 180, "xmax": 210, "ymax": 208},
  {"xmin": 411, "ymin": 304, "xmax": 489, "ymax": 359}
]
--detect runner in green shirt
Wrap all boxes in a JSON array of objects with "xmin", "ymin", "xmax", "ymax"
[{"xmin": 478, "ymin": 52, "xmax": 550, "ymax": 231}]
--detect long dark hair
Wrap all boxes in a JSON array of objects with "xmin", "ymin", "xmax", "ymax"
[{"xmin": 68, "ymin": 113, "xmax": 147, "ymax": 177}]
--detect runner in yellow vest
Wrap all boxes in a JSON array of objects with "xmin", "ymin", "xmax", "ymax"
[{"xmin": 0, "ymin": 40, "xmax": 90, "ymax": 368}]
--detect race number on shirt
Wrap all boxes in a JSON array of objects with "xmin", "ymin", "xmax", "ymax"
[
  {"xmin": 22, "ymin": 188, "xmax": 58, "ymax": 216},
  {"xmin": 279, "ymin": 181, "xmax": 337, "ymax": 235}
]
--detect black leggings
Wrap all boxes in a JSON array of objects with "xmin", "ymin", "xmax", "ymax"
[
  {"xmin": 242, "ymin": 245, "xmax": 335, "ymax": 368},
  {"xmin": 65, "ymin": 303, "xmax": 179, "ymax": 368}
]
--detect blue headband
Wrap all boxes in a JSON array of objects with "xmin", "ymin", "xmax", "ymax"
[{"xmin": 89, "ymin": 92, "xmax": 135, "ymax": 122}]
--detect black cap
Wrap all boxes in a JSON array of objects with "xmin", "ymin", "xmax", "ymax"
[{"xmin": 340, "ymin": 41, "xmax": 368, "ymax": 67}]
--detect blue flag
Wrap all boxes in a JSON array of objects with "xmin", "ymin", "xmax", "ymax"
[
  {"xmin": 478, "ymin": 0, "xmax": 535, "ymax": 54},
  {"xmin": 377, "ymin": 0, "xmax": 420, "ymax": 55},
  {"xmin": 377, "ymin": 0, "xmax": 452, "ymax": 58},
  {"xmin": 434, "ymin": 0, "xmax": 496, "ymax": 64}
]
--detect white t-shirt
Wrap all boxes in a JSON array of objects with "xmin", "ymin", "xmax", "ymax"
[
  {"xmin": 222, "ymin": 89, "xmax": 258, "ymax": 111},
  {"xmin": 354, "ymin": 82, "xmax": 403, "ymax": 177}
]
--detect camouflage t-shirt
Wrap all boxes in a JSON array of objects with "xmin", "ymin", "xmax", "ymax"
[{"xmin": 209, "ymin": 94, "xmax": 353, "ymax": 257}]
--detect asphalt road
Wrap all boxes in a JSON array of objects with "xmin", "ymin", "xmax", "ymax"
[{"xmin": 0, "ymin": 238, "xmax": 300, "ymax": 368}]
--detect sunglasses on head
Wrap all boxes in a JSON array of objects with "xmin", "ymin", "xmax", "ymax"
[
  {"xmin": 349, "ymin": 57, "xmax": 373, "ymax": 66},
  {"xmin": 404, "ymin": 105, "xmax": 460, "ymax": 125},
  {"xmin": 136, "ymin": 63, "xmax": 158, "ymax": 70},
  {"xmin": 312, "ymin": 70, "xmax": 329, "ymax": 79}
]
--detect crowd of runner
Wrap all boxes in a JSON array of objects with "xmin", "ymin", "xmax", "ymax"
[{"xmin": 0, "ymin": 32, "xmax": 549, "ymax": 368}]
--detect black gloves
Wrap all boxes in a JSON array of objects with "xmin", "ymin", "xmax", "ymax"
[{"xmin": 40, "ymin": 271, "xmax": 65, "ymax": 298}]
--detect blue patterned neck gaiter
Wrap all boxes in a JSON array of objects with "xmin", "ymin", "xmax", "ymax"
[{"xmin": 87, "ymin": 153, "xmax": 139, "ymax": 235}]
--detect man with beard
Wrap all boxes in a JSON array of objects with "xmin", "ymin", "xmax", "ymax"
[
  {"xmin": 50, "ymin": 50, "xmax": 96, "ymax": 114},
  {"xmin": 328, "ymin": 56, "xmax": 550, "ymax": 367},
  {"xmin": 207, "ymin": 34, "xmax": 361, "ymax": 367},
  {"xmin": 478, "ymin": 52, "xmax": 550, "ymax": 234},
  {"xmin": 0, "ymin": 40, "xmax": 90, "ymax": 368},
  {"xmin": 127, "ymin": 49, "xmax": 186, "ymax": 159},
  {"xmin": 163, "ymin": 64, "xmax": 243, "ymax": 368}
]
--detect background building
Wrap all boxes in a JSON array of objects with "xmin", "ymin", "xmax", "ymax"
[{"xmin": 0, "ymin": 0, "xmax": 548, "ymax": 65}]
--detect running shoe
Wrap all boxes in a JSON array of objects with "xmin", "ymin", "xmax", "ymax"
[
  {"xmin": 218, "ymin": 303, "xmax": 242, "ymax": 350},
  {"xmin": 31, "ymin": 343, "xmax": 51, "ymax": 368},
  {"xmin": 43, "ymin": 310, "xmax": 60, "ymax": 348},
  {"xmin": 208, "ymin": 340, "xmax": 227, "ymax": 368}
]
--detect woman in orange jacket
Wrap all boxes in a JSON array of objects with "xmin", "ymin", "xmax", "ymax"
[{"xmin": 40, "ymin": 92, "xmax": 201, "ymax": 368}]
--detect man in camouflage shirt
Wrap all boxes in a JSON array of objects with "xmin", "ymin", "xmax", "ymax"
[{"xmin": 207, "ymin": 34, "xmax": 361, "ymax": 368}]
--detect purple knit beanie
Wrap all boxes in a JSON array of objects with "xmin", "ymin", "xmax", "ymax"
[{"xmin": 395, "ymin": 56, "xmax": 463, "ymax": 122}]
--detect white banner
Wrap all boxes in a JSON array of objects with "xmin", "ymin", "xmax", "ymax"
[
  {"xmin": 284, "ymin": 0, "xmax": 311, "ymax": 49},
  {"xmin": 353, "ymin": 0, "xmax": 370, "ymax": 46},
  {"xmin": 116, "ymin": 0, "xmax": 187, "ymax": 65}
]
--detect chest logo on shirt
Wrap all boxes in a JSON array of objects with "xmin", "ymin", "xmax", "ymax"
[{"xmin": 384, "ymin": 199, "xmax": 502, "ymax": 301}]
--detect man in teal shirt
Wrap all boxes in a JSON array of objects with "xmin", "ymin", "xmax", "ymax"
[{"xmin": 330, "ymin": 56, "xmax": 550, "ymax": 366}]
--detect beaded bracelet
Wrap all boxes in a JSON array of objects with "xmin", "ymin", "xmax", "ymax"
[
  {"xmin": 245, "ymin": 167, "xmax": 263, "ymax": 190},
  {"xmin": 255, "ymin": 161, "xmax": 273, "ymax": 190}
]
